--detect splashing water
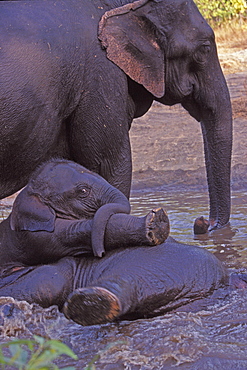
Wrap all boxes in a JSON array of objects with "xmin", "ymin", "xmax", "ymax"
[{"xmin": 0, "ymin": 190, "xmax": 247, "ymax": 369}]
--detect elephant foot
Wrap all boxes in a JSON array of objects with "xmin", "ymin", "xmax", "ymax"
[
  {"xmin": 62, "ymin": 287, "xmax": 121, "ymax": 326},
  {"xmin": 145, "ymin": 208, "xmax": 170, "ymax": 245},
  {"xmin": 194, "ymin": 216, "xmax": 210, "ymax": 234}
]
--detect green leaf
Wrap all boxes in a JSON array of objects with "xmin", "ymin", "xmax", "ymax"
[
  {"xmin": 1, "ymin": 339, "xmax": 35, "ymax": 349},
  {"xmin": 195, "ymin": 0, "xmax": 247, "ymax": 25},
  {"xmin": 33, "ymin": 336, "xmax": 46, "ymax": 346},
  {"xmin": 0, "ymin": 336, "xmax": 78, "ymax": 370},
  {"xmin": 27, "ymin": 349, "xmax": 58, "ymax": 368},
  {"xmin": 43, "ymin": 340, "xmax": 78, "ymax": 360},
  {"xmin": 9, "ymin": 344, "xmax": 29, "ymax": 367}
]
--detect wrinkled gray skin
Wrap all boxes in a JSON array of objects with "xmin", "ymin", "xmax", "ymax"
[
  {"xmin": 0, "ymin": 159, "xmax": 132, "ymax": 260},
  {"xmin": 0, "ymin": 238, "xmax": 241, "ymax": 326},
  {"xmin": 0, "ymin": 0, "xmax": 232, "ymax": 233}
]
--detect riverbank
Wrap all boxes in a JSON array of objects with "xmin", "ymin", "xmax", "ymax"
[
  {"xmin": 130, "ymin": 31, "xmax": 247, "ymax": 192},
  {"xmin": 130, "ymin": 70, "xmax": 247, "ymax": 192}
]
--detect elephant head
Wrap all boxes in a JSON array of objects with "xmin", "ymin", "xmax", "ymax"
[
  {"xmin": 99, "ymin": 0, "xmax": 232, "ymax": 232},
  {"xmin": 10, "ymin": 159, "xmax": 131, "ymax": 257}
]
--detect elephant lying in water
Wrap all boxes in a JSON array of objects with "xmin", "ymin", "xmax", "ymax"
[
  {"xmin": 0, "ymin": 159, "xmax": 169, "ymax": 263},
  {"xmin": 0, "ymin": 238, "xmax": 246, "ymax": 326},
  {"xmin": 0, "ymin": 159, "xmax": 246, "ymax": 326}
]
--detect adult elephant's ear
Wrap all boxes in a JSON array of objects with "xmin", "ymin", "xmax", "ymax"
[
  {"xmin": 98, "ymin": 0, "xmax": 165, "ymax": 98},
  {"xmin": 10, "ymin": 187, "xmax": 56, "ymax": 232}
]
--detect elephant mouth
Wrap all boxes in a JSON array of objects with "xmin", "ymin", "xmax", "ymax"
[
  {"xmin": 168, "ymin": 81, "xmax": 194, "ymax": 103},
  {"xmin": 53, "ymin": 209, "xmax": 80, "ymax": 220},
  {"xmin": 158, "ymin": 79, "xmax": 194, "ymax": 106},
  {"xmin": 47, "ymin": 201, "xmax": 82, "ymax": 220},
  {"xmin": 51, "ymin": 204, "xmax": 97, "ymax": 221}
]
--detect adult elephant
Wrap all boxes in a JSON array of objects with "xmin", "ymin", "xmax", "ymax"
[{"xmin": 0, "ymin": 0, "xmax": 232, "ymax": 233}]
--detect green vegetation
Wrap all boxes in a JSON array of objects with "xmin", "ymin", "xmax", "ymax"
[
  {"xmin": 195, "ymin": 0, "xmax": 247, "ymax": 25},
  {"xmin": 0, "ymin": 336, "xmax": 125, "ymax": 370},
  {"xmin": 0, "ymin": 336, "xmax": 78, "ymax": 370}
]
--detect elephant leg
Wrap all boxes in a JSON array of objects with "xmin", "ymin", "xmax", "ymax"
[
  {"xmin": 62, "ymin": 286, "xmax": 122, "ymax": 326},
  {"xmin": 0, "ymin": 258, "xmax": 77, "ymax": 309},
  {"xmin": 62, "ymin": 276, "xmax": 135, "ymax": 326},
  {"xmin": 63, "ymin": 261, "xmax": 168, "ymax": 326},
  {"xmin": 70, "ymin": 123, "xmax": 132, "ymax": 198},
  {"xmin": 61, "ymin": 209, "xmax": 170, "ymax": 325},
  {"xmin": 69, "ymin": 74, "xmax": 133, "ymax": 198},
  {"xmin": 62, "ymin": 238, "xmax": 228, "ymax": 326},
  {"xmin": 62, "ymin": 242, "xmax": 170, "ymax": 326},
  {"xmin": 105, "ymin": 207, "xmax": 170, "ymax": 251},
  {"xmin": 16, "ymin": 208, "xmax": 169, "ymax": 263},
  {"xmin": 36, "ymin": 208, "xmax": 169, "ymax": 260}
]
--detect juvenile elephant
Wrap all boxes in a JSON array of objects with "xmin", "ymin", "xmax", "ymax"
[
  {"xmin": 0, "ymin": 238, "xmax": 246, "ymax": 326},
  {"xmin": 0, "ymin": 0, "xmax": 232, "ymax": 234},
  {"xmin": 0, "ymin": 159, "xmax": 169, "ymax": 264}
]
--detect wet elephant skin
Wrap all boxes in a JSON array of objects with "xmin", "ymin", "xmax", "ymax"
[
  {"xmin": 0, "ymin": 158, "xmax": 169, "ymax": 264},
  {"xmin": 0, "ymin": 238, "xmax": 231, "ymax": 326},
  {"xmin": 0, "ymin": 0, "xmax": 232, "ymax": 233},
  {"xmin": 0, "ymin": 158, "xmax": 132, "ymax": 262}
]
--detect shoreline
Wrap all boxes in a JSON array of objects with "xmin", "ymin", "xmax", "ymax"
[{"xmin": 130, "ymin": 71, "xmax": 247, "ymax": 192}]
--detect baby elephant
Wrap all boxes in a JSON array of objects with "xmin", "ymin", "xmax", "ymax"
[
  {"xmin": 0, "ymin": 238, "xmax": 246, "ymax": 326},
  {"xmin": 0, "ymin": 159, "xmax": 170, "ymax": 266},
  {"xmin": 0, "ymin": 159, "xmax": 246, "ymax": 326}
]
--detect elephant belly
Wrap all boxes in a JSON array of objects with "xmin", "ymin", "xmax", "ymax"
[{"xmin": 77, "ymin": 238, "xmax": 229, "ymax": 318}]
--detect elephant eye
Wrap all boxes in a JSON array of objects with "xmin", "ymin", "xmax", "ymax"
[
  {"xmin": 192, "ymin": 41, "xmax": 211, "ymax": 69},
  {"xmin": 76, "ymin": 185, "xmax": 91, "ymax": 198},
  {"xmin": 199, "ymin": 41, "xmax": 211, "ymax": 54}
]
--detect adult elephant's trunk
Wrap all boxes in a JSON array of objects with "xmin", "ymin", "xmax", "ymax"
[
  {"xmin": 200, "ymin": 87, "xmax": 232, "ymax": 231},
  {"xmin": 91, "ymin": 188, "xmax": 131, "ymax": 257},
  {"xmin": 183, "ymin": 53, "xmax": 232, "ymax": 232}
]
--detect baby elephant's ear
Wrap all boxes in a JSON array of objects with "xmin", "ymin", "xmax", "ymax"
[{"xmin": 10, "ymin": 188, "xmax": 56, "ymax": 232}]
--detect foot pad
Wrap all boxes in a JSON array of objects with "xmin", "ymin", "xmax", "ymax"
[
  {"xmin": 146, "ymin": 208, "xmax": 170, "ymax": 245},
  {"xmin": 63, "ymin": 287, "xmax": 121, "ymax": 326}
]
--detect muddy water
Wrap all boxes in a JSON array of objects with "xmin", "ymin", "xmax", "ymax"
[
  {"xmin": 131, "ymin": 189, "xmax": 247, "ymax": 270},
  {"xmin": 0, "ymin": 72, "xmax": 247, "ymax": 369},
  {"xmin": 1, "ymin": 190, "xmax": 247, "ymax": 369}
]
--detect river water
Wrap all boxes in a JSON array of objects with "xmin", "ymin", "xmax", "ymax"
[
  {"xmin": 0, "ymin": 72, "xmax": 247, "ymax": 369},
  {"xmin": 131, "ymin": 189, "xmax": 247, "ymax": 270},
  {"xmin": 1, "ymin": 189, "xmax": 247, "ymax": 369}
]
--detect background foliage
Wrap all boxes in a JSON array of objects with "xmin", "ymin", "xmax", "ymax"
[
  {"xmin": 195, "ymin": 0, "xmax": 247, "ymax": 25},
  {"xmin": 0, "ymin": 336, "xmax": 77, "ymax": 370}
]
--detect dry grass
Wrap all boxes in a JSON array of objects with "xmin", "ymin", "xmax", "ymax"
[
  {"xmin": 214, "ymin": 19, "xmax": 247, "ymax": 50},
  {"xmin": 213, "ymin": 19, "xmax": 247, "ymax": 74},
  {"xmin": 232, "ymin": 97, "xmax": 247, "ymax": 118},
  {"xmin": 213, "ymin": 19, "xmax": 247, "ymax": 117}
]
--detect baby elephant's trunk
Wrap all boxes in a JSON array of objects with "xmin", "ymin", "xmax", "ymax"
[{"xmin": 91, "ymin": 190, "xmax": 131, "ymax": 257}]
